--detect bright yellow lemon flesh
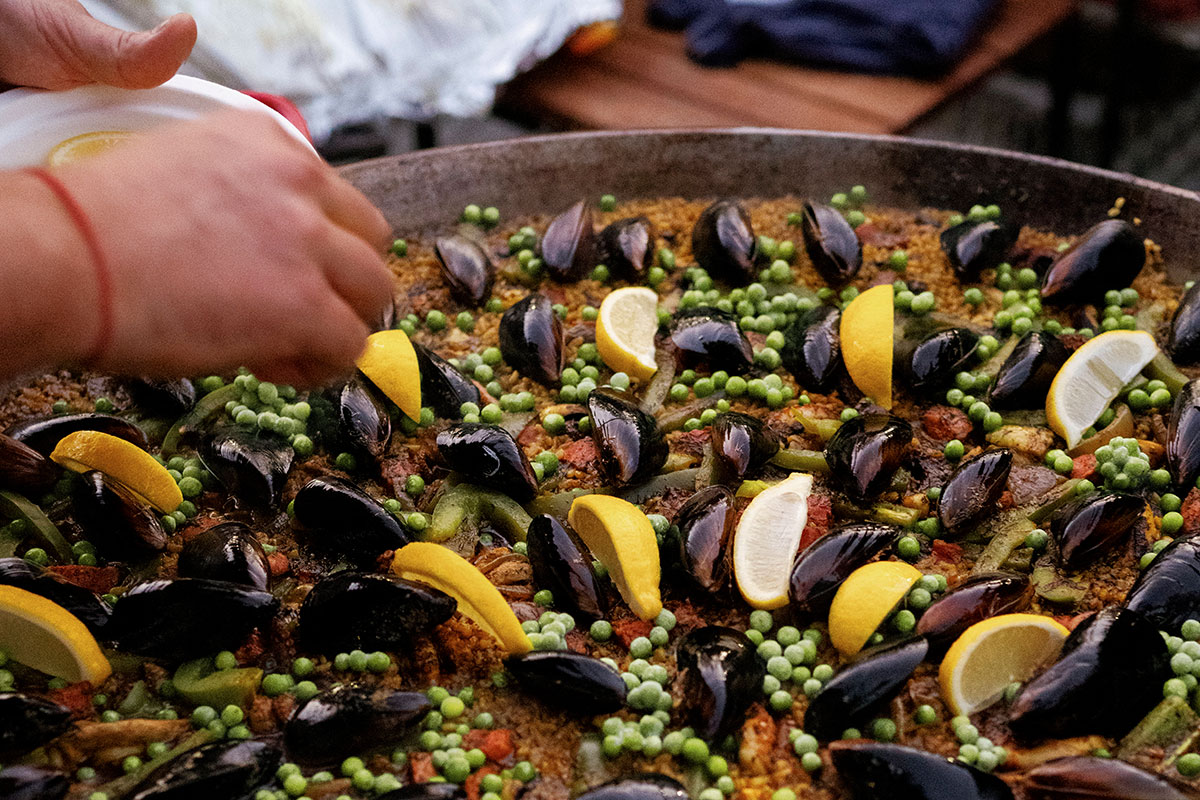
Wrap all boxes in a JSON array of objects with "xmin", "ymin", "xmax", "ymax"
[
  {"xmin": 0, "ymin": 585, "xmax": 111, "ymax": 684},
  {"xmin": 356, "ymin": 329, "xmax": 422, "ymax": 423},
  {"xmin": 827, "ymin": 560, "xmax": 922, "ymax": 656},
  {"xmin": 939, "ymin": 613, "xmax": 1069, "ymax": 715},
  {"xmin": 568, "ymin": 494, "xmax": 662, "ymax": 620},
  {"xmin": 596, "ymin": 287, "xmax": 659, "ymax": 383},
  {"xmin": 51, "ymin": 430, "xmax": 181, "ymax": 513},
  {"xmin": 732, "ymin": 472, "xmax": 813, "ymax": 610},
  {"xmin": 840, "ymin": 284, "xmax": 894, "ymax": 409}
]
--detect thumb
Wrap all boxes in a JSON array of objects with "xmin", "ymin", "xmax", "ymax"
[{"xmin": 70, "ymin": 12, "xmax": 197, "ymax": 89}]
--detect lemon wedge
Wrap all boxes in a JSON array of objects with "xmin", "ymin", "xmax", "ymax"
[
  {"xmin": 732, "ymin": 472, "xmax": 813, "ymax": 609},
  {"xmin": 596, "ymin": 287, "xmax": 659, "ymax": 382},
  {"xmin": 392, "ymin": 542, "xmax": 531, "ymax": 654},
  {"xmin": 568, "ymin": 494, "xmax": 662, "ymax": 620},
  {"xmin": 828, "ymin": 560, "xmax": 923, "ymax": 655},
  {"xmin": 356, "ymin": 329, "xmax": 422, "ymax": 422},
  {"xmin": 50, "ymin": 431, "xmax": 181, "ymax": 513},
  {"xmin": 840, "ymin": 284, "xmax": 894, "ymax": 409},
  {"xmin": 47, "ymin": 130, "xmax": 136, "ymax": 166},
  {"xmin": 940, "ymin": 613, "xmax": 1069, "ymax": 715},
  {"xmin": 0, "ymin": 585, "xmax": 111, "ymax": 684},
  {"xmin": 1045, "ymin": 330, "xmax": 1158, "ymax": 449}
]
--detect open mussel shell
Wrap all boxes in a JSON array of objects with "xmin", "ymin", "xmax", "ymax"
[
  {"xmin": 337, "ymin": 376, "xmax": 391, "ymax": 460},
  {"xmin": 199, "ymin": 427, "xmax": 293, "ymax": 509},
  {"xmin": 801, "ymin": 201, "xmax": 862, "ymax": 285},
  {"xmin": 599, "ymin": 216, "xmax": 654, "ymax": 280},
  {"xmin": 937, "ymin": 449, "xmax": 1012, "ymax": 535},
  {"xmin": 1125, "ymin": 536, "xmax": 1200, "ymax": 632},
  {"xmin": 415, "ymin": 344, "xmax": 480, "ymax": 418},
  {"xmin": 297, "ymin": 570, "xmax": 455, "ymax": 654},
  {"xmin": 576, "ymin": 774, "xmax": 689, "ymax": 800},
  {"xmin": 789, "ymin": 522, "xmax": 897, "ymax": 615},
  {"xmin": 0, "ymin": 557, "xmax": 110, "ymax": 632},
  {"xmin": 435, "ymin": 234, "xmax": 495, "ymax": 306},
  {"xmin": 292, "ymin": 476, "xmax": 411, "ymax": 565},
  {"xmin": 73, "ymin": 470, "xmax": 169, "ymax": 558},
  {"xmin": 988, "ymin": 331, "xmax": 1069, "ymax": 410},
  {"xmin": 903, "ymin": 326, "xmax": 979, "ymax": 395},
  {"xmin": 105, "ymin": 578, "xmax": 279, "ymax": 661},
  {"xmin": 542, "ymin": 200, "xmax": 597, "ymax": 282},
  {"xmin": 691, "ymin": 199, "xmax": 756, "ymax": 283},
  {"xmin": 668, "ymin": 308, "xmax": 754, "ymax": 373},
  {"xmin": 527, "ymin": 515, "xmax": 606, "ymax": 621},
  {"xmin": 128, "ymin": 377, "xmax": 197, "ymax": 417},
  {"xmin": 1050, "ymin": 490, "xmax": 1146, "ymax": 571},
  {"xmin": 675, "ymin": 486, "xmax": 735, "ymax": 593},
  {"xmin": 505, "ymin": 650, "xmax": 627, "ymax": 714},
  {"xmin": 4, "ymin": 412, "xmax": 148, "ymax": 456},
  {"xmin": 1169, "ymin": 284, "xmax": 1200, "ymax": 365},
  {"xmin": 940, "ymin": 218, "xmax": 1019, "ymax": 279},
  {"xmin": 824, "ymin": 414, "xmax": 913, "ymax": 502},
  {"xmin": 0, "ymin": 433, "xmax": 58, "ymax": 495},
  {"xmin": 1022, "ymin": 755, "xmax": 1197, "ymax": 800},
  {"xmin": 436, "ymin": 423, "xmax": 539, "ymax": 503},
  {"xmin": 1008, "ymin": 607, "xmax": 1168, "ymax": 741},
  {"xmin": 498, "ymin": 293, "xmax": 564, "ymax": 386},
  {"xmin": 0, "ymin": 766, "xmax": 69, "ymax": 800},
  {"xmin": 828, "ymin": 741, "xmax": 1014, "ymax": 800},
  {"xmin": 1041, "ymin": 219, "xmax": 1146, "ymax": 306},
  {"xmin": 675, "ymin": 626, "xmax": 765, "ymax": 741},
  {"xmin": 284, "ymin": 685, "xmax": 429, "ymax": 765},
  {"xmin": 1168, "ymin": 379, "xmax": 1200, "ymax": 491},
  {"xmin": 0, "ymin": 693, "xmax": 72, "ymax": 760},
  {"xmin": 780, "ymin": 305, "xmax": 842, "ymax": 393},
  {"xmin": 378, "ymin": 785, "xmax": 467, "ymax": 800},
  {"xmin": 586, "ymin": 388, "xmax": 668, "ymax": 487},
  {"xmin": 127, "ymin": 739, "xmax": 281, "ymax": 800},
  {"xmin": 804, "ymin": 637, "xmax": 927, "ymax": 741},
  {"xmin": 177, "ymin": 522, "xmax": 269, "ymax": 590},
  {"xmin": 711, "ymin": 412, "xmax": 780, "ymax": 482},
  {"xmin": 915, "ymin": 572, "xmax": 1032, "ymax": 658}
]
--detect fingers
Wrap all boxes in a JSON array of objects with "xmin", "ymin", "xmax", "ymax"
[
  {"xmin": 319, "ymin": 224, "xmax": 396, "ymax": 327},
  {"xmin": 69, "ymin": 10, "xmax": 196, "ymax": 89},
  {"xmin": 317, "ymin": 172, "xmax": 394, "ymax": 254}
]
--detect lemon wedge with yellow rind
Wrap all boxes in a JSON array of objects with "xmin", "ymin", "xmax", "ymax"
[
  {"xmin": 392, "ymin": 542, "xmax": 531, "ymax": 655},
  {"xmin": 732, "ymin": 472, "xmax": 813, "ymax": 610},
  {"xmin": 828, "ymin": 560, "xmax": 923, "ymax": 656},
  {"xmin": 596, "ymin": 287, "xmax": 659, "ymax": 382},
  {"xmin": 840, "ymin": 284, "xmax": 894, "ymax": 409},
  {"xmin": 47, "ymin": 130, "xmax": 136, "ymax": 166},
  {"xmin": 356, "ymin": 329, "xmax": 422, "ymax": 422},
  {"xmin": 0, "ymin": 585, "xmax": 111, "ymax": 684},
  {"xmin": 939, "ymin": 613, "xmax": 1069, "ymax": 715},
  {"xmin": 50, "ymin": 430, "xmax": 181, "ymax": 513},
  {"xmin": 568, "ymin": 494, "xmax": 662, "ymax": 620}
]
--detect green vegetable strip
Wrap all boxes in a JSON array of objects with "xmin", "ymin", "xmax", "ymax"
[
  {"xmin": 160, "ymin": 384, "xmax": 240, "ymax": 456},
  {"xmin": 0, "ymin": 490, "xmax": 71, "ymax": 563}
]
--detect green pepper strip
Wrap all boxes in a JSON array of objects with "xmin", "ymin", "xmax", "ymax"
[
  {"xmin": 872, "ymin": 502, "xmax": 920, "ymax": 528},
  {"xmin": 97, "ymin": 729, "xmax": 213, "ymax": 798},
  {"xmin": 791, "ymin": 409, "xmax": 841, "ymax": 441},
  {"xmin": 769, "ymin": 448, "xmax": 829, "ymax": 473},
  {"xmin": 427, "ymin": 483, "xmax": 533, "ymax": 544},
  {"xmin": 978, "ymin": 334, "xmax": 1019, "ymax": 378},
  {"xmin": 1116, "ymin": 696, "xmax": 1198, "ymax": 764},
  {"xmin": 0, "ymin": 489, "xmax": 71, "ymax": 563},
  {"xmin": 1030, "ymin": 563, "xmax": 1087, "ymax": 604},
  {"xmin": 1028, "ymin": 479, "xmax": 1080, "ymax": 524},
  {"xmin": 973, "ymin": 512, "xmax": 1035, "ymax": 574},
  {"xmin": 172, "ymin": 657, "xmax": 263, "ymax": 709},
  {"xmin": 1147, "ymin": 352, "xmax": 1190, "ymax": 397},
  {"xmin": 161, "ymin": 384, "xmax": 239, "ymax": 457}
]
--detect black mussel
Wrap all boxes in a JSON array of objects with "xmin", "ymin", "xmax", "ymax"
[
  {"xmin": 781, "ymin": 305, "xmax": 842, "ymax": 393},
  {"xmin": 128, "ymin": 377, "xmax": 197, "ymax": 417},
  {"xmin": 0, "ymin": 433, "xmax": 58, "ymax": 494},
  {"xmin": 599, "ymin": 216, "xmax": 654, "ymax": 280},
  {"xmin": 414, "ymin": 344, "xmax": 480, "ymax": 419},
  {"xmin": 284, "ymin": 685, "xmax": 429, "ymax": 765},
  {"xmin": 0, "ymin": 766, "xmax": 69, "ymax": 800},
  {"xmin": 128, "ymin": 739, "xmax": 281, "ymax": 800},
  {"xmin": 801, "ymin": 201, "xmax": 862, "ymax": 285},
  {"xmin": 940, "ymin": 218, "xmax": 1019, "ymax": 279},
  {"xmin": 675, "ymin": 626, "xmax": 765, "ymax": 741},
  {"xmin": 542, "ymin": 200, "xmax": 597, "ymax": 282},
  {"xmin": 105, "ymin": 578, "xmax": 279, "ymax": 661},
  {"xmin": 505, "ymin": 650, "xmax": 627, "ymax": 714},
  {"xmin": 378, "ymin": 785, "xmax": 467, "ymax": 800},
  {"xmin": 178, "ymin": 522, "xmax": 269, "ymax": 590},
  {"xmin": 1169, "ymin": 284, "xmax": 1200, "ymax": 365},
  {"xmin": 0, "ymin": 693, "xmax": 72, "ymax": 759},
  {"xmin": 1008, "ymin": 607, "xmax": 1169, "ymax": 740},
  {"xmin": 1125, "ymin": 536, "xmax": 1200, "ymax": 632},
  {"xmin": 988, "ymin": 331, "xmax": 1070, "ymax": 410},
  {"xmin": 829, "ymin": 741, "xmax": 1014, "ymax": 800},
  {"xmin": 1023, "ymin": 756, "xmax": 1196, "ymax": 800},
  {"xmin": 298, "ymin": 570, "xmax": 455, "ymax": 654},
  {"xmin": 498, "ymin": 293, "xmax": 564, "ymax": 386},
  {"xmin": 915, "ymin": 572, "xmax": 1032, "ymax": 657},
  {"xmin": 1168, "ymin": 379, "xmax": 1200, "ymax": 491},
  {"xmin": 72, "ymin": 470, "xmax": 169, "ymax": 558},
  {"xmin": 5, "ymin": 413, "xmax": 148, "ymax": 456},
  {"xmin": 789, "ymin": 522, "xmax": 897, "ymax": 615},
  {"xmin": 1041, "ymin": 220, "xmax": 1145, "ymax": 306},
  {"xmin": 1050, "ymin": 491, "xmax": 1146, "ymax": 570},
  {"xmin": 292, "ymin": 476, "xmax": 411, "ymax": 564},
  {"xmin": 805, "ymin": 638, "xmax": 928, "ymax": 740},
  {"xmin": 675, "ymin": 486, "xmax": 735, "ymax": 593},
  {"xmin": 436, "ymin": 424, "xmax": 539, "ymax": 502},
  {"xmin": 668, "ymin": 308, "xmax": 754, "ymax": 374},
  {"xmin": 586, "ymin": 388, "xmax": 668, "ymax": 487},
  {"xmin": 337, "ymin": 376, "xmax": 391, "ymax": 460},
  {"xmin": 825, "ymin": 414, "xmax": 913, "ymax": 502},
  {"xmin": 199, "ymin": 427, "xmax": 293, "ymax": 509},
  {"xmin": 576, "ymin": 774, "xmax": 689, "ymax": 800},
  {"xmin": 526, "ymin": 515, "xmax": 606, "ymax": 621},
  {"xmin": 711, "ymin": 412, "xmax": 779, "ymax": 482},
  {"xmin": 903, "ymin": 326, "xmax": 979, "ymax": 395},
  {"xmin": 0, "ymin": 558, "xmax": 110, "ymax": 632},
  {"xmin": 937, "ymin": 449, "xmax": 1012, "ymax": 535},
  {"xmin": 435, "ymin": 235, "xmax": 494, "ymax": 305},
  {"xmin": 691, "ymin": 200, "xmax": 756, "ymax": 283}
]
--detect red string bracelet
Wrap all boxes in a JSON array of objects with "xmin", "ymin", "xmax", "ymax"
[{"xmin": 23, "ymin": 167, "xmax": 113, "ymax": 365}]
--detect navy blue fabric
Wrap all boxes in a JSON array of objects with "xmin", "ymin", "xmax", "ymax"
[{"xmin": 646, "ymin": 0, "xmax": 1000, "ymax": 75}]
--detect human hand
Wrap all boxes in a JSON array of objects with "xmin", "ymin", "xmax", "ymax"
[{"xmin": 0, "ymin": 0, "xmax": 196, "ymax": 90}]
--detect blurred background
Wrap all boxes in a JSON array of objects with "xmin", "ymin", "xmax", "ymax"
[{"xmin": 85, "ymin": 0, "xmax": 1200, "ymax": 189}]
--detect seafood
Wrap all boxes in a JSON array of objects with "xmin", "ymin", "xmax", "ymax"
[
  {"xmin": 283, "ymin": 686, "xmax": 429, "ymax": 765},
  {"xmin": 1040, "ymin": 220, "xmax": 1146, "ymax": 306},
  {"xmin": 177, "ymin": 522, "xmax": 269, "ymax": 590},
  {"xmin": 586, "ymin": 388, "xmax": 668, "ymax": 486},
  {"xmin": 435, "ymin": 235, "xmax": 495, "ymax": 306},
  {"xmin": 498, "ymin": 293, "xmax": 564, "ymax": 386},
  {"xmin": 504, "ymin": 651, "xmax": 627, "ymax": 714},
  {"xmin": 824, "ymin": 415, "xmax": 913, "ymax": 501},
  {"xmin": 691, "ymin": 200, "xmax": 756, "ymax": 283},
  {"xmin": 800, "ymin": 201, "xmax": 862, "ymax": 285},
  {"xmin": 674, "ymin": 486, "xmax": 735, "ymax": 593},
  {"xmin": 297, "ymin": 570, "xmax": 456, "ymax": 653},
  {"xmin": 675, "ymin": 627, "xmax": 765, "ymax": 741}
]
